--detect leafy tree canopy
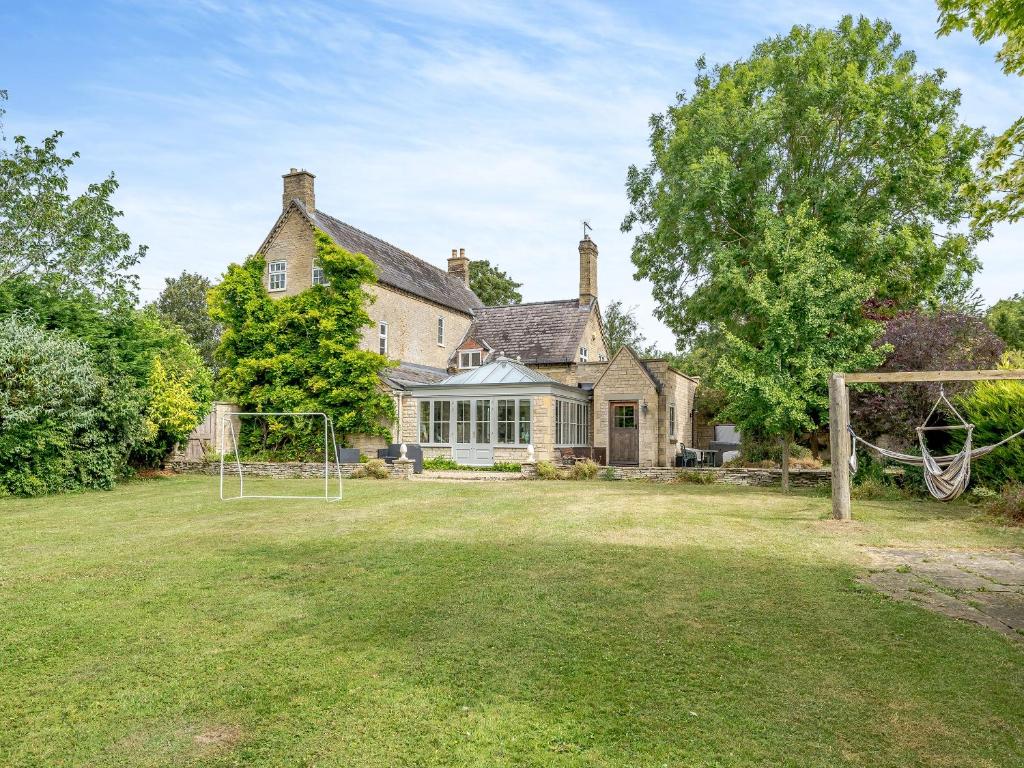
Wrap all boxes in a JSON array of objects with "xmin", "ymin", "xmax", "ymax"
[
  {"xmin": 986, "ymin": 293, "xmax": 1024, "ymax": 349},
  {"xmin": 469, "ymin": 259, "xmax": 522, "ymax": 306},
  {"xmin": 849, "ymin": 310, "xmax": 1004, "ymax": 448},
  {"xmin": 603, "ymin": 300, "xmax": 660, "ymax": 357},
  {"xmin": 153, "ymin": 270, "xmax": 222, "ymax": 372},
  {"xmin": 0, "ymin": 93, "xmax": 144, "ymax": 308},
  {"xmin": 624, "ymin": 15, "xmax": 988, "ymax": 339},
  {"xmin": 712, "ymin": 207, "xmax": 886, "ymax": 487},
  {"xmin": 939, "ymin": 1, "xmax": 1024, "ymax": 226},
  {"xmin": 209, "ymin": 230, "xmax": 396, "ymax": 454}
]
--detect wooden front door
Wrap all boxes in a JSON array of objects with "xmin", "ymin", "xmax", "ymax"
[{"xmin": 609, "ymin": 401, "xmax": 639, "ymax": 466}]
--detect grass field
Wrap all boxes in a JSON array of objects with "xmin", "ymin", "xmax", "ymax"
[{"xmin": 2, "ymin": 476, "xmax": 1023, "ymax": 767}]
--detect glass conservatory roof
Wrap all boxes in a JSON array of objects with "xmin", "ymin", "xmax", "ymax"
[{"xmin": 440, "ymin": 357, "xmax": 556, "ymax": 386}]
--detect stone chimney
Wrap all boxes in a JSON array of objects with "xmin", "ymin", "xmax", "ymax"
[
  {"xmin": 282, "ymin": 168, "xmax": 315, "ymax": 212},
  {"xmin": 448, "ymin": 247, "xmax": 470, "ymax": 287},
  {"xmin": 579, "ymin": 234, "xmax": 598, "ymax": 305}
]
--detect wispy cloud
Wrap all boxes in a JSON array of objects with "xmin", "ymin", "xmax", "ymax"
[{"xmin": 3, "ymin": 0, "xmax": 1022, "ymax": 348}]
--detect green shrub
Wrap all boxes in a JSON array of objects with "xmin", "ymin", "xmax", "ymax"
[
  {"xmin": 602, "ymin": 468, "xmax": 618, "ymax": 481},
  {"xmin": 365, "ymin": 458, "xmax": 390, "ymax": 479},
  {"xmin": 491, "ymin": 462, "xmax": 522, "ymax": 473},
  {"xmin": 676, "ymin": 469, "xmax": 716, "ymax": 485},
  {"xmin": 423, "ymin": 456, "xmax": 460, "ymax": 470},
  {"xmin": 957, "ymin": 352, "xmax": 1024, "ymax": 489},
  {"xmin": 984, "ymin": 483, "xmax": 1024, "ymax": 525},
  {"xmin": 536, "ymin": 461, "xmax": 564, "ymax": 480},
  {"xmin": 570, "ymin": 459, "xmax": 599, "ymax": 480}
]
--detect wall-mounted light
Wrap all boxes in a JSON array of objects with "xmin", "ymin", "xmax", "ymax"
[{"xmin": 641, "ymin": 400, "xmax": 649, "ymax": 417}]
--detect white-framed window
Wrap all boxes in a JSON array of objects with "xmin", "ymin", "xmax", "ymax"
[
  {"xmin": 378, "ymin": 322, "xmax": 388, "ymax": 355},
  {"xmin": 418, "ymin": 400, "xmax": 451, "ymax": 444},
  {"xmin": 311, "ymin": 262, "xmax": 327, "ymax": 286},
  {"xmin": 475, "ymin": 400, "xmax": 491, "ymax": 443},
  {"xmin": 555, "ymin": 399, "xmax": 590, "ymax": 446},
  {"xmin": 598, "ymin": 353, "xmax": 608, "ymax": 362},
  {"xmin": 268, "ymin": 260, "xmax": 287, "ymax": 291},
  {"xmin": 518, "ymin": 399, "xmax": 531, "ymax": 444},
  {"xmin": 497, "ymin": 399, "xmax": 516, "ymax": 444},
  {"xmin": 669, "ymin": 403, "xmax": 676, "ymax": 438},
  {"xmin": 459, "ymin": 350, "xmax": 482, "ymax": 369},
  {"xmin": 579, "ymin": 346, "xmax": 588, "ymax": 362},
  {"xmin": 437, "ymin": 317, "xmax": 445, "ymax": 346}
]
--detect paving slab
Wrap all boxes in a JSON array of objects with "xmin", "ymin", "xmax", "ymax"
[{"xmin": 861, "ymin": 547, "xmax": 1024, "ymax": 644}]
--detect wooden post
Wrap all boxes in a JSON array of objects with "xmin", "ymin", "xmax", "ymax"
[{"xmin": 828, "ymin": 373, "xmax": 851, "ymax": 521}]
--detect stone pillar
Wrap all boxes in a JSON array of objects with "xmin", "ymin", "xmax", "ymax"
[{"xmin": 393, "ymin": 443, "xmax": 414, "ymax": 480}]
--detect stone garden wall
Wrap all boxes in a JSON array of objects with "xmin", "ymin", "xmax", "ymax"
[
  {"xmin": 168, "ymin": 459, "xmax": 414, "ymax": 480},
  {"xmin": 595, "ymin": 466, "xmax": 830, "ymax": 487}
]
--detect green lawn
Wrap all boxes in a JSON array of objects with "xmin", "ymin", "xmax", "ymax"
[{"xmin": 1, "ymin": 477, "xmax": 1022, "ymax": 767}]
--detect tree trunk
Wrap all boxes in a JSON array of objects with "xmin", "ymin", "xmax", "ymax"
[
  {"xmin": 809, "ymin": 429, "xmax": 820, "ymax": 461},
  {"xmin": 781, "ymin": 433, "xmax": 791, "ymax": 493}
]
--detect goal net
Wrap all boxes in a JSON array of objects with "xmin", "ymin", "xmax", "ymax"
[{"xmin": 219, "ymin": 412, "xmax": 343, "ymax": 501}]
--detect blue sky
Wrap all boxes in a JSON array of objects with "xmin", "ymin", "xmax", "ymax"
[{"xmin": 3, "ymin": 0, "xmax": 1021, "ymax": 350}]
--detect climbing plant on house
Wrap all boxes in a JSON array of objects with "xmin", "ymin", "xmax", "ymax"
[{"xmin": 209, "ymin": 230, "xmax": 396, "ymax": 456}]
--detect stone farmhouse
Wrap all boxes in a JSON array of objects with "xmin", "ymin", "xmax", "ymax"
[{"xmin": 256, "ymin": 169, "xmax": 698, "ymax": 467}]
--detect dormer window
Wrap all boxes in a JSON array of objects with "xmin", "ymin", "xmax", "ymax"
[
  {"xmin": 579, "ymin": 346, "xmax": 588, "ymax": 362},
  {"xmin": 268, "ymin": 260, "xmax": 287, "ymax": 291},
  {"xmin": 459, "ymin": 350, "xmax": 482, "ymax": 369}
]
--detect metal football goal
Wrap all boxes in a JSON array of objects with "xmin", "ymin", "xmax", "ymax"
[{"xmin": 219, "ymin": 412, "xmax": 343, "ymax": 501}]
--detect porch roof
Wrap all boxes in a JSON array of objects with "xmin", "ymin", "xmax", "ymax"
[{"xmin": 408, "ymin": 357, "xmax": 590, "ymax": 399}]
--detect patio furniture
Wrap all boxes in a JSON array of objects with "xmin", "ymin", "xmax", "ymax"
[
  {"xmin": 375, "ymin": 443, "xmax": 424, "ymax": 473},
  {"xmin": 676, "ymin": 448, "xmax": 698, "ymax": 468}
]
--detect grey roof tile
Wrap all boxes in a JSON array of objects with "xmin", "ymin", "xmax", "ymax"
[
  {"xmin": 460, "ymin": 299, "xmax": 593, "ymax": 365},
  {"xmin": 306, "ymin": 205, "xmax": 483, "ymax": 315}
]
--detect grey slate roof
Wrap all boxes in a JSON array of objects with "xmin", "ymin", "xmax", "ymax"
[
  {"xmin": 459, "ymin": 299, "xmax": 594, "ymax": 365},
  {"xmin": 303, "ymin": 204, "xmax": 483, "ymax": 315},
  {"xmin": 440, "ymin": 357, "xmax": 556, "ymax": 385},
  {"xmin": 385, "ymin": 361, "xmax": 449, "ymax": 389}
]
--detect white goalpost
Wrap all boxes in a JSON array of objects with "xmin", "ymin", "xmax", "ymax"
[{"xmin": 219, "ymin": 412, "xmax": 343, "ymax": 502}]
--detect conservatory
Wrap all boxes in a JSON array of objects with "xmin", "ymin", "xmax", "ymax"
[{"xmin": 399, "ymin": 357, "xmax": 593, "ymax": 466}]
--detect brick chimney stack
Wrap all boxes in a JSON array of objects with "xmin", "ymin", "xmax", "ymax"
[
  {"xmin": 448, "ymin": 247, "xmax": 470, "ymax": 287},
  {"xmin": 282, "ymin": 168, "xmax": 315, "ymax": 212},
  {"xmin": 579, "ymin": 234, "xmax": 598, "ymax": 305}
]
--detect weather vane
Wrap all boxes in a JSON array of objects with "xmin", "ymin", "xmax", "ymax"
[{"xmin": 582, "ymin": 220, "xmax": 592, "ymax": 238}]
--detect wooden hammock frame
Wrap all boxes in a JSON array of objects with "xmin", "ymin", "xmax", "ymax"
[{"xmin": 829, "ymin": 369, "xmax": 1024, "ymax": 520}]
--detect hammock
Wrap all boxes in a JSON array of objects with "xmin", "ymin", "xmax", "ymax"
[{"xmin": 848, "ymin": 388, "xmax": 1024, "ymax": 502}]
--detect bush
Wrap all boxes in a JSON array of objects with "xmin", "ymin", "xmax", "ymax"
[
  {"xmin": 570, "ymin": 459, "xmax": 599, "ymax": 480},
  {"xmin": 365, "ymin": 458, "xmax": 390, "ymax": 479},
  {"xmin": 536, "ymin": 460, "xmax": 563, "ymax": 480},
  {"xmin": 423, "ymin": 456, "xmax": 460, "ymax": 470},
  {"xmin": 0, "ymin": 317, "xmax": 105, "ymax": 496},
  {"xmin": 957, "ymin": 352, "xmax": 1024, "ymax": 490},
  {"xmin": 676, "ymin": 469, "xmax": 716, "ymax": 485},
  {"xmin": 984, "ymin": 483, "xmax": 1024, "ymax": 525}
]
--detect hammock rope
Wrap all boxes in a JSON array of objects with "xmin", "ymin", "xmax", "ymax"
[{"xmin": 848, "ymin": 386, "xmax": 1024, "ymax": 502}]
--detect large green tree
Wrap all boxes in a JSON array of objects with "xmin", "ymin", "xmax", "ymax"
[
  {"xmin": 0, "ymin": 93, "xmax": 144, "ymax": 308},
  {"xmin": 624, "ymin": 16, "xmax": 988, "ymax": 340},
  {"xmin": 153, "ymin": 270, "xmax": 222, "ymax": 372},
  {"xmin": 209, "ymin": 231, "xmax": 396, "ymax": 453},
  {"xmin": 986, "ymin": 293, "xmax": 1024, "ymax": 349},
  {"xmin": 938, "ymin": 1, "xmax": 1024, "ymax": 226},
  {"xmin": 469, "ymin": 260, "xmax": 522, "ymax": 306},
  {"xmin": 714, "ymin": 208, "xmax": 886, "ymax": 489},
  {"xmin": 603, "ymin": 300, "xmax": 659, "ymax": 357}
]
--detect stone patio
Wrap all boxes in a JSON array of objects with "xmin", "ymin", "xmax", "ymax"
[{"xmin": 862, "ymin": 547, "xmax": 1024, "ymax": 643}]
